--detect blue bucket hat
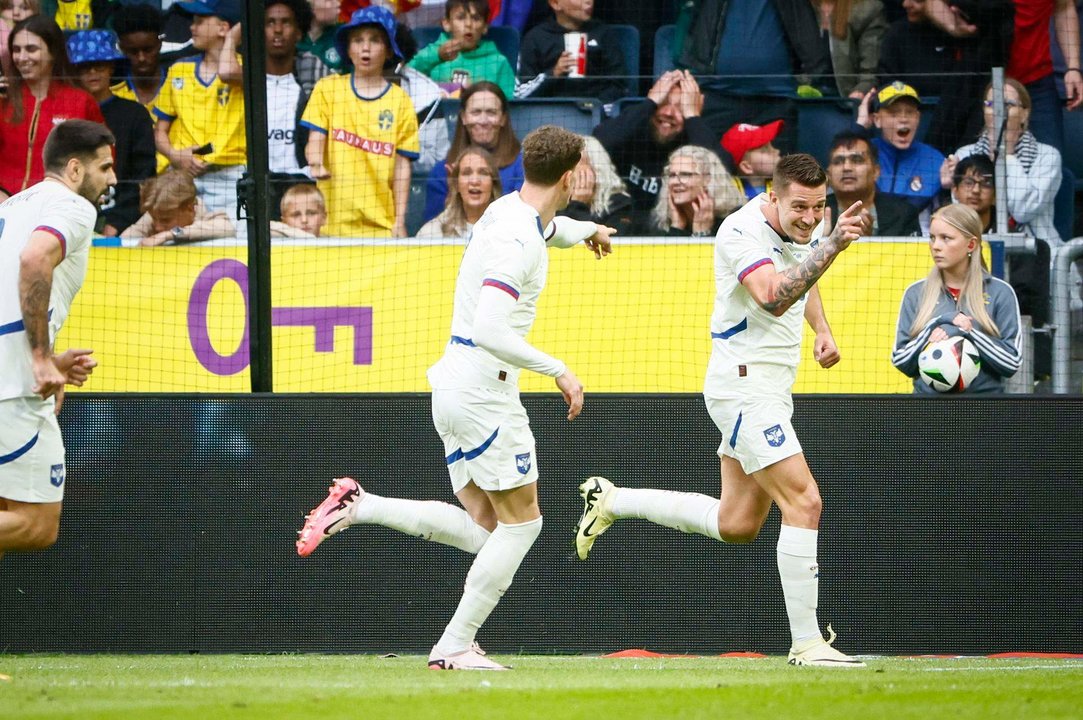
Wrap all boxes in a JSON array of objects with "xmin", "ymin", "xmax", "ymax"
[
  {"xmin": 67, "ymin": 29, "xmax": 125, "ymax": 65},
  {"xmin": 177, "ymin": 0, "xmax": 242, "ymax": 24},
  {"xmin": 335, "ymin": 6, "xmax": 403, "ymax": 66}
]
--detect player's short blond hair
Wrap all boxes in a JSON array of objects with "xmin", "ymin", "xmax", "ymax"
[{"xmin": 521, "ymin": 125, "xmax": 583, "ymax": 186}]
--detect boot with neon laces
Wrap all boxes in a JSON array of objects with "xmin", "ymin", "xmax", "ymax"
[
  {"xmin": 574, "ymin": 476, "xmax": 616, "ymax": 560},
  {"xmin": 428, "ymin": 642, "xmax": 509, "ymax": 671},
  {"xmin": 296, "ymin": 477, "xmax": 365, "ymax": 557},
  {"xmin": 787, "ymin": 625, "xmax": 866, "ymax": 667}
]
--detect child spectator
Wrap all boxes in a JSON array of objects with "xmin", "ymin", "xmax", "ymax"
[
  {"xmin": 722, "ymin": 120, "xmax": 783, "ymax": 201},
  {"xmin": 121, "ymin": 170, "xmax": 236, "ymax": 246},
  {"xmin": 68, "ymin": 29, "xmax": 156, "ymax": 237},
  {"xmin": 301, "ymin": 6, "xmax": 420, "ymax": 237},
  {"xmin": 154, "ymin": 0, "xmax": 247, "ymax": 216},
  {"xmin": 112, "ymin": 4, "xmax": 168, "ymax": 116},
  {"xmin": 296, "ymin": 0, "xmax": 344, "ymax": 95},
  {"xmin": 415, "ymin": 144, "xmax": 501, "ymax": 239},
  {"xmin": 855, "ymin": 80, "xmax": 948, "ymax": 213},
  {"xmin": 46, "ymin": 0, "xmax": 110, "ymax": 32},
  {"xmin": 272, "ymin": 183, "xmax": 328, "ymax": 238},
  {"xmin": 517, "ymin": 0, "xmax": 628, "ymax": 105},
  {"xmin": 649, "ymin": 145, "xmax": 743, "ymax": 237},
  {"xmin": 559, "ymin": 134, "xmax": 635, "ymax": 236},
  {"xmin": 0, "ymin": 16, "xmax": 104, "ymax": 199},
  {"xmin": 406, "ymin": 0, "xmax": 516, "ymax": 99}
]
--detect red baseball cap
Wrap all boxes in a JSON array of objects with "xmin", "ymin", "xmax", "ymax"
[{"xmin": 722, "ymin": 120, "xmax": 784, "ymax": 165}]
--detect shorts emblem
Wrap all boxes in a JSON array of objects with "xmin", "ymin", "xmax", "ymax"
[
  {"xmin": 50, "ymin": 463, "xmax": 65, "ymax": 487},
  {"xmin": 763, "ymin": 425, "xmax": 786, "ymax": 447},
  {"xmin": 515, "ymin": 452, "xmax": 532, "ymax": 475}
]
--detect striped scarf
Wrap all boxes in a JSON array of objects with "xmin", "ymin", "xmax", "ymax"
[{"xmin": 973, "ymin": 130, "xmax": 1039, "ymax": 173}]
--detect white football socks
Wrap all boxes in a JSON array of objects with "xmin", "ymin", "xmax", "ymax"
[
  {"xmin": 609, "ymin": 488, "xmax": 723, "ymax": 541},
  {"xmin": 435, "ymin": 516, "xmax": 543, "ymax": 655},
  {"xmin": 777, "ymin": 524, "xmax": 821, "ymax": 645},
  {"xmin": 350, "ymin": 493, "xmax": 491, "ymax": 554}
]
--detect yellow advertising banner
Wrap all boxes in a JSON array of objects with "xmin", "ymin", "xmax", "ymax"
[{"xmin": 62, "ymin": 241, "xmax": 939, "ymax": 393}]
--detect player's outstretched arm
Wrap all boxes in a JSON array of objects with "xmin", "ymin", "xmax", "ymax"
[{"xmin": 744, "ymin": 202, "xmax": 868, "ymax": 317}]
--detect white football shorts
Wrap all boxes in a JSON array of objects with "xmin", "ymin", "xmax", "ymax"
[
  {"xmin": 0, "ymin": 397, "xmax": 66, "ymax": 504},
  {"xmin": 705, "ymin": 391, "xmax": 802, "ymax": 474},
  {"xmin": 431, "ymin": 386, "xmax": 539, "ymax": 493}
]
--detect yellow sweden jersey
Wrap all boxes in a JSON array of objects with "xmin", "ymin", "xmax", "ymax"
[
  {"xmin": 112, "ymin": 73, "xmax": 171, "ymax": 173},
  {"xmin": 55, "ymin": 0, "xmax": 93, "ymax": 30},
  {"xmin": 153, "ymin": 57, "xmax": 247, "ymax": 167},
  {"xmin": 301, "ymin": 74, "xmax": 419, "ymax": 237}
]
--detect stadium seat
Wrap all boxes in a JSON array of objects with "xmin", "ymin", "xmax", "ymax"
[
  {"xmin": 608, "ymin": 24, "xmax": 641, "ymax": 97},
  {"xmin": 606, "ymin": 96, "xmax": 647, "ymax": 117},
  {"xmin": 653, "ymin": 24, "xmax": 677, "ymax": 78},
  {"xmin": 507, "ymin": 98, "xmax": 602, "ymax": 138},
  {"xmin": 412, "ymin": 26, "xmax": 520, "ymax": 72},
  {"xmin": 796, "ymin": 99, "xmax": 855, "ymax": 166},
  {"xmin": 1054, "ymin": 167, "xmax": 1075, "ymax": 243},
  {"xmin": 405, "ymin": 176, "xmax": 429, "ymax": 237},
  {"xmin": 1062, "ymin": 108, "xmax": 1083, "ymax": 191}
]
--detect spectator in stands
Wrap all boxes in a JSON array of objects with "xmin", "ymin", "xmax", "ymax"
[
  {"xmin": 271, "ymin": 182, "xmax": 328, "ymax": 238},
  {"xmin": 891, "ymin": 203, "xmax": 1022, "ymax": 393},
  {"xmin": 220, "ymin": 0, "xmax": 314, "ymax": 216},
  {"xmin": 649, "ymin": 145, "xmax": 743, "ymax": 237},
  {"xmin": 517, "ymin": 0, "xmax": 628, "ymax": 105},
  {"xmin": 723, "ymin": 120, "xmax": 783, "ymax": 201},
  {"xmin": 422, "ymin": 81, "xmax": 522, "ymax": 222},
  {"xmin": 302, "ymin": 6, "xmax": 420, "ymax": 237},
  {"xmin": 558, "ymin": 134, "xmax": 635, "ymax": 236},
  {"xmin": 948, "ymin": 78, "xmax": 1063, "ymax": 244},
  {"xmin": 154, "ymin": 0, "xmax": 247, "ymax": 217},
  {"xmin": 112, "ymin": 4, "xmax": 168, "ymax": 117},
  {"xmin": 774, "ymin": 0, "xmax": 888, "ymax": 99},
  {"xmin": 950, "ymin": 153, "xmax": 1051, "ymax": 354},
  {"xmin": 68, "ymin": 29, "xmax": 156, "ymax": 237},
  {"xmin": 416, "ymin": 144, "xmax": 501, "ymax": 238},
  {"xmin": 407, "ymin": 0, "xmax": 515, "ymax": 98},
  {"xmin": 827, "ymin": 130, "xmax": 921, "ymax": 236},
  {"xmin": 392, "ymin": 20, "xmax": 449, "ymax": 175},
  {"xmin": 297, "ymin": 0, "xmax": 344, "ymax": 95},
  {"xmin": 44, "ymin": 0, "xmax": 113, "ymax": 32},
  {"xmin": 0, "ymin": 16, "xmax": 104, "ymax": 200},
  {"xmin": 0, "ymin": 0, "xmax": 40, "ymax": 79},
  {"xmin": 856, "ymin": 81, "xmax": 948, "ymax": 214},
  {"xmin": 876, "ymin": 0, "xmax": 1012, "ymax": 153},
  {"xmin": 121, "ymin": 170, "xmax": 236, "ymax": 246},
  {"xmin": 672, "ymin": 0, "xmax": 797, "ymax": 150},
  {"xmin": 921, "ymin": 0, "xmax": 1078, "ymax": 153},
  {"xmin": 593, "ymin": 70, "xmax": 721, "ymax": 230}
]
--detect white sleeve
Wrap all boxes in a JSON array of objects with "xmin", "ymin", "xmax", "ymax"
[
  {"xmin": 472, "ymin": 285, "xmax": 567, "ymax": 377},
  {"xmin": 544, "ymin": 216, "xmax": 597, "ymax": 249},
  {"xmin": 37, "ymin": 194, "xmax": 96, "ymax": 258}
]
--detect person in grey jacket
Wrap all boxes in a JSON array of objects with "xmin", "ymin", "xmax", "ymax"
[
  {"xmin": 944, "ymin": 77, "xmax": 1063, "ymax": 244},
  {"xmin": 892, "ymin": 204, "xmax": 1022, "ymax": 393}
]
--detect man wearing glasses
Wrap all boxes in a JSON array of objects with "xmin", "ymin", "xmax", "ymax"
[{"xmin": 826, "ymin": 130, "xmax": 920, "ymax": 237}]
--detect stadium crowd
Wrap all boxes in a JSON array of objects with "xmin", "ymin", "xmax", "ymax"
[{"xmin": 0, "ymin": 0, "xmax": 1080, "ymax": 373}]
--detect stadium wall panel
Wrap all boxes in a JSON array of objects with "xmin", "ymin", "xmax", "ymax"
[{"xmin": 2, "ymin": 394, "xmax": 1080, "ymax": 655}]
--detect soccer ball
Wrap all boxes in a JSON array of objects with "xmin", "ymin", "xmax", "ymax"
[{"xmin": 918, "ymin": 336, "xmax": 981, "ymax": 392}]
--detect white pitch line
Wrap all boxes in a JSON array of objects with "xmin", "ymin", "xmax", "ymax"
[{"xmin": 922, "ymin": 664, "xmax": 1083, "ymax": 672}]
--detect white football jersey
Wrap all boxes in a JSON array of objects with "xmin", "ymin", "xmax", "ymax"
[
  {"xmin": 704, "ymin": 193, "xmax": 824, "ymax": 397},
  {"xmin": 0, "ymin": 180, "xmax": 97, "ymax": 401},
  {"xmin": 427, "ymin": 192, "xmax": 552, "ymax": 391}
]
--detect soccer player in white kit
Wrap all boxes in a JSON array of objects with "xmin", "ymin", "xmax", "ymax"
[
  {"xmin": 0, "ymin": 120, "xmax": 116, "ymax": 562},
  {"xmin": 297, "ymin": 126, "xmax": 615, "ymax": 670},
  {"xmin": 574, "ymin": 154, "xmax": 872, "ymax": 667}
]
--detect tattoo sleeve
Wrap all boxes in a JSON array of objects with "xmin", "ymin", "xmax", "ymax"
[
  {"xmin": 19, "ymin": 257, "xmax": 55, "ymax": 356},
  {"xmin": 763, "ymin": 236, "xmax": 844, "ymax": 314}
]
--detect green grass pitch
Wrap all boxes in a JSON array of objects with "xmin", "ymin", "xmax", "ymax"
[{"xmin": 2, "ymin": 654, "xmax": 1081, "ymax": 719}]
